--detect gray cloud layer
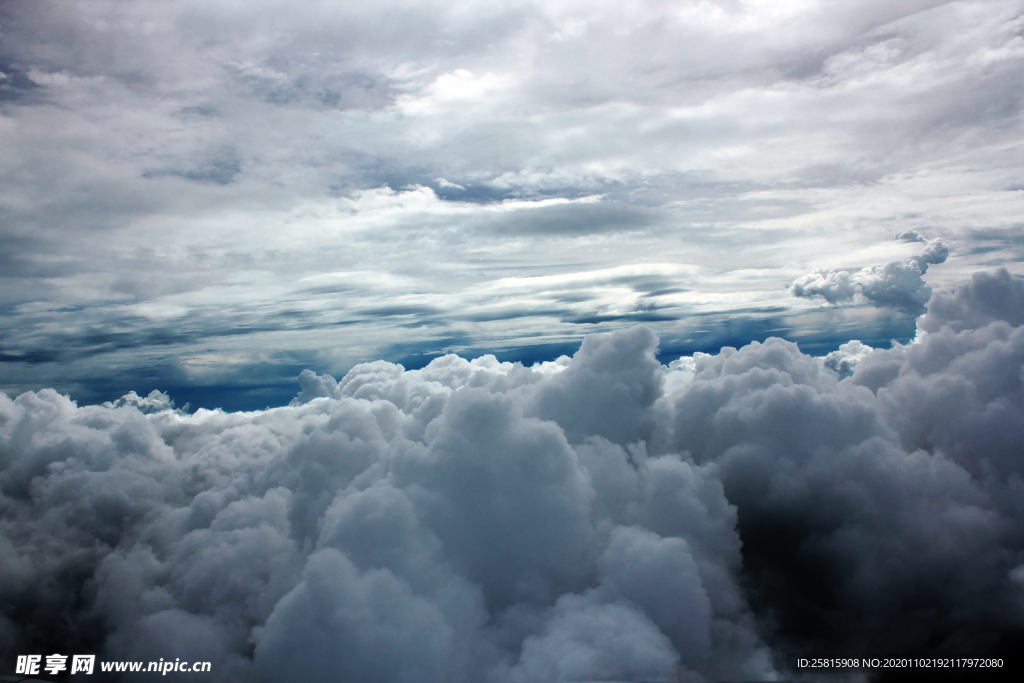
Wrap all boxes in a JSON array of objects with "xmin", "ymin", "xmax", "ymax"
[
  {"xmin": 2, "ymin": 1, "xmax": 1024, "ymax": 403},
  {"xmin": 2, "ymin": 270, "xmax": 1023, "ymax": 682}
]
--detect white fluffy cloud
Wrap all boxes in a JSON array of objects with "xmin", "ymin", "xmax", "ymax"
[
  {"xmin": 3, "ymin": 270, "xmax": 1024, "ymax": 681},
  {"xmin": 792, "ymin": 232, "xmax": 950, "ymax": 314},
  {"xmin": 822, "ymin": 338, "xmax": 874, "ymax": 378}
]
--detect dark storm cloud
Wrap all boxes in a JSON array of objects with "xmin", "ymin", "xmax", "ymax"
[
  {"xmin": 662, "ymin": 336, "xmax": 1020, "ymax": 661},
  {"xmin": 2, "ymin": 270, "xmax": 1024, "ymax": 682}
]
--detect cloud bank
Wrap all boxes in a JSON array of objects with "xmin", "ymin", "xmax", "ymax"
[{"xmin": 3, "ymin": 269, "xmax": 1024, "ymax": 682}]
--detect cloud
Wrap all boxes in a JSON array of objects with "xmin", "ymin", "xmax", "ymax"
[
  {"xmin": 791, "ymin": 233, "xmax": 950, "ymax": 315},
  {"xmin": 790, "ymin": 268, "xmax": 857, "ymax": 305},
  {"xmin": 289, "ymin": 369, "xmax": 339, "ymax": 406},
  {"xmin": 3, "ymin": 0, "xmax": 1024, "ymax": 408},
  {"xmin": 3, "ymin": 269, "xmax": 1024, "ymax": 681},
  {"xmin": 3, "ymin": 0, "xmax": 1024, "ymax": 674},
  {"xmin": 102, "ymin": 389, "xmax": 184, "ymax": 414},
  {"xmin": 822, "ymin": 339, "xmax": 874, "ymax": 379},
  {"xmin": 897, "ymin": 229, "xmax": 928, "ymax": 243},
  {"xmin": 918, "ymin": 266, "xmax": 1024, "ymax": 333},
  {"xmin": 661, "ymin": 275, "xmax": 1024, "ymax": 659}
]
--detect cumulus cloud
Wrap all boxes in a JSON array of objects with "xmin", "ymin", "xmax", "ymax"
[
  {"xmin": 823, "ymin": 339, "xmax": 875, "ymax": 379},
  {"xmin": 790, "ymin": 268, "xmax": 858, "ymax": 305},
  {"xmin": 918, "ymin": 266, "xmax": 1024, "ymax": 333},
  {"xmin": 2, "ymin": 270, "xmax": 1024, "ymax": 681},
  {"xmin": 791, "ymin": 233, "xmax": 950, "ymax": 315},
  {"xmin": 102, "ymin": 389, "xmax": 185, "ymax": 414},
  {"xmin": 289, "ymin": 369, "xmax": 339, "ymax": 406},
  {"xmin": 0, "ymin": 329, "xmax": 770, "ymax": 683}
]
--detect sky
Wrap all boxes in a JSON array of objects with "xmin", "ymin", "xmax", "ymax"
[
  {"xmin": 3, "ymin": 3, "xmax": 1024, "ymax": 682},
  {"xmin": 1, "ymin": 0, "xmax": 1023, "ymax": 409}
]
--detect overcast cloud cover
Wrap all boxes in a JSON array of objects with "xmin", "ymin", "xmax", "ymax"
[
  {"xmin": 3, "ymin": 1, "xmax": 1024, "ymax": 681},
  {"xmin": 1, "ymin": 0, "xmax": 1024, "ymax": 406}
]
